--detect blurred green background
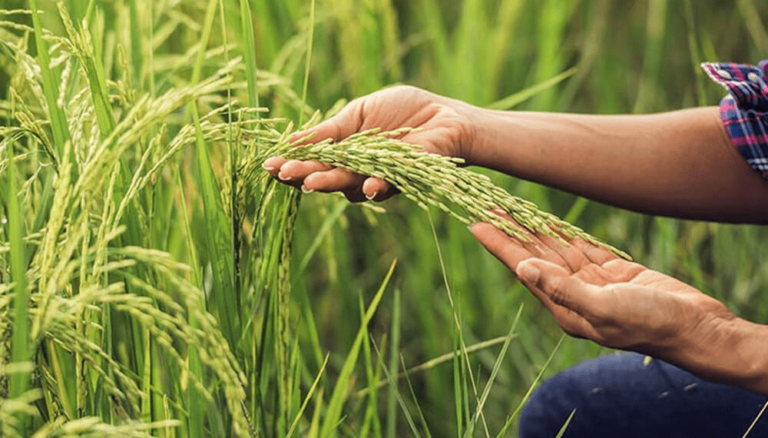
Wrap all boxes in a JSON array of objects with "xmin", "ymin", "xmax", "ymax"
[{"xmin": 3, "ymin": 0, "xmax": 767, "ymax": 436}]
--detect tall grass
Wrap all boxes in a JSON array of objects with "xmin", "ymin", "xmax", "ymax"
[{"xmin": 1, "ymin": 1, "xmax": 767, "ymax": 437}]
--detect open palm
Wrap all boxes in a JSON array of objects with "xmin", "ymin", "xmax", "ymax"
[{"xmin": 469, "ymin": 219, "xmax": 735, "ymax": 356}]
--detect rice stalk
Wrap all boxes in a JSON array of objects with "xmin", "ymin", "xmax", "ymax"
[{"xmin": 6, "ymin": 101, "xmax": 31, "ymax": 430}]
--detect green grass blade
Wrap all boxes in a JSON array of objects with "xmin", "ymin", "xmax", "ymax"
[
  {"xmin": 358, "ymin": 295, "xmax": 380, "ymax": 438},
  {"xmin": 496, "ymin": 335, "xmax": 565, "ymax": 437},
  {"xmin": 530, "ymin": 0, "xmax": 573, "ymax": 110},
  {"xmin": 416, "ymin": 0, "xmax": 451, "ymax": 89},
  {"xmin": 452, "ymin": 0, "xmax": 489, "ymax": 103},
  {"xmin": 354, "ymin": 336, "xmax": 513, "ymax": 398},
  {"xmin": 191, "ymin": 0, "xmax": 218, "ymax": 86},
  {"xmin": 219, "ymin": 0, "xmax": 243, "ymax": 348},
  {"xmin": 7, "ymin": 125, "xmax": 31, "ymax": 427},
  {"xmin": 555, "ymin": 409, "xmax": 577, "ymax": 438},
  {"xmin": 737, "ymin": 0, "xmax": 768, "ymax": 50},
  {"xmin": 298, "ymin": 0, "xmax": 315, "ymax": 127},
  {"xmin": 385, "ymin": 288, "xmax": 401, "ymax": 438},
  {"xmin": 186, "ymin": 0, "xmax": 239, "ymax": 349},
  {"xmin": 141, "ymin": 329, "xmax": 152, "ymax": 423},
  {"xmin": 177, "ymin": 171, "xmax": 206, "ymax": 438},
  {"xmin": 453, "ymin": 321, "xmax": 463, "ymax": 436},
  {"xmin": 320, "ymin": 259, "xmax": 397, "ymax": 438},
  {"xmin": 307, "ymin": 388, "xmax": 324, "ymax": 438},
  {"xmin": 428, "ymin": 211, "xmax": 489, "ymax": 435},
  {"xmin": 488, "ymin": 0, "xmax": 524, "ymax": 94},
  {"xmin": 128, "ymin": 0, "xmax": 143, "ymax": 86},
  {"xmin": 58, "ymin": 4, "xmax": 115, "ymax": 137},
  {"xmin": 563, "ymin": 197, "xmax": 590, "ymax": 224},
  {"xmin": 191, "ymin": 106, "xmax": 239, "ymax": 347},
  {"xmin": 400, "ymin": 354, "xmax": 432, "ymax": 438},
  {"xmin": 371, "ymin": 335, "xmax": 421, "ymax": 438},
  {"xmin": 239, "ymin": 0, "xmax": 260, "ymax": 111},
  {"xmin": 633, "ymin": 0, "xmax": 667, "ymax": 114},
  {"xmin": 296, "ymin": 199, "xmax": 347, "ymax": 275},
  {"xmin": 487, "ymin": 68, "xmax": 577, "ymax": 110},
  {"xmin": 683, "ymin": 0, "xmax": 707, "ymax": 106},
  {"xmin": 465, "ymin": 305, "xmax": 523, "ymax": 437},
  {"xmin": 28, "ymin": 0, "xmax": 71, "ymax": 160},
  {"xmin": 286, "ymin": 353, "xmax": 329, "ymax": 437}
]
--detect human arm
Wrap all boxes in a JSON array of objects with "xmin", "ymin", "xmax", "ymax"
[
  {"xmin": 469, "ymin": 220, "xmax": 768, "ymax": 394},
  {"xmin": 264, "ymin": 86, "xmax": 768, "ymax": 223},
  {"xmin": 468, "ymin": 107, "xmax": 768, "ymax": 224}
]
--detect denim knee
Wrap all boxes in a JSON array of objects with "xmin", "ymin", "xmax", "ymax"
[
  {"xmin": 517, "ymin": 352, "xmax": 768, "ymax": 438},
  {"xmin": 518, "ymin": 373, "xmax": 577, "ymax": 438}
]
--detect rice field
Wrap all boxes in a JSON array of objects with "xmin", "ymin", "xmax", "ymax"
[{"xmin": 1, "ymin": 0, "xmax": 767, "ymax": 436}]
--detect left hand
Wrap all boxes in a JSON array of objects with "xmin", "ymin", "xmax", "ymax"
[{"xmin": 469, "ymin": 220, "xmax": 737, "ymax": 357}]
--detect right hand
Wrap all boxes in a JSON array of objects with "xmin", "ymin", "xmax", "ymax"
[{"xmin": 262, "ymin": 85, "xmax": 479, "ymax": 202}]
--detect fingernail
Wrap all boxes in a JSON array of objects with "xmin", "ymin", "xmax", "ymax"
[
  {"xmin": 492, "ymin": 207, "xmax": 507, "ymax": 215},
  {"xmin": 365, "ymin": 191, "xmax": 378, "ymax": 201},
  {"xmin": 277, "ymin": 172, "xmax": 293, "ymax": 181},
  {"xmin": 516, "ymin": 263, "xmax": 540, "ymax": 283},
  {"xmin": 262, "ymin": 163, "xmax": 275, "ymax": 172},
  {"xmin": 301, "ymin": 185, "xmax": 314, "ymax": 194}
]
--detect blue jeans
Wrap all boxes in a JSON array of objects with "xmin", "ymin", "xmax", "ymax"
[{"xmin": 519, "ymin": 352, "xmax": 768, "ymax": 438}]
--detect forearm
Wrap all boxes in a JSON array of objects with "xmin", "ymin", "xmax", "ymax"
[
  {"xmin": 660, "ymin": 316, "xmax": 768, "ymax": 394},
  {"xmin": 468, "ymin": 106, "xmax": 768, "ymax": 223}
]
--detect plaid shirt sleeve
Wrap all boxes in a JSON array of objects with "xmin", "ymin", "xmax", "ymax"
[{"xmin": 701, "ymin": 60, "xmax": 768, "ymax": 180}]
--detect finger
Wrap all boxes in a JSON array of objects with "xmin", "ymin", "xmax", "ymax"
[
  {"xmin": 290, "ymin": 100, "xmax": 363, "ymax": 145},
  {"xmin": 362, "ymin": 177, "xmax": 398, "ymax": 201},
  {"xmin": 570, "ymin": 237, "xmax": 618, "ymax": 266},
  {"xmin": 469, "ymin": 222, "xmax": 535, "ymax": 270},
  {"xmin": 534, "ymin": 231, "xmax": 591, "ymax": 273},
  {"xmin": 303, "ymin": 167, "xmax": 366, "ymax": 193},
  {"xmin": 472, "ymin": 221, "xmax": 601, "ymax": 339},
  {"xmin": 277, "ymin": 160, "xmax": 333, "ymax": 182},
  {"xmin": 486, "ymin": 210, "xmax": 572, "ymax": 268},
  {"xmin": 599, "ymin": 259, "xmax": 646, "ymax": 282},
  {"xmin": 515, "ymin": 258, "xmax": 601, "ymax": 317},
  {"xmin": 262, "ymin": 156, "xmax": 304, "ymax": 189},
  {"xmin": 262, "ymin": 156, "xmax": 287, "ymax": 177}
]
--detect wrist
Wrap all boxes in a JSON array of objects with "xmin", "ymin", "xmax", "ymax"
[
  {"xmin": 723, "ymin": 318, "xmax": 768, "ymax": 392},
  {"xmin": 460, "ymin": 106, "xmax": 502, "ymax": 168},
  {"xmin": 458, "ymin": 108, "xmax": 541, "ymax": 175},
  {"xmin": 446, "ymin": 99, "xmax": 487, "ymax": 166},
  {"xmin": 666, "ymin": 314, "xmax": 768, "ymax": 393}
]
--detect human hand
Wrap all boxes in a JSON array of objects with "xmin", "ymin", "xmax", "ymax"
[
  {"xmin": 262, "ymin": 85, "xmax": 478, "ymax": 202},
  {"xmin": 469, "ymin": 219, "xmax": 736, "ymax": 357}
]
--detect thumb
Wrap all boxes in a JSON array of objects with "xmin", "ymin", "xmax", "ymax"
[{"xmin": 515, "ymin": 259, "xmax": 597, "ymax": 315}]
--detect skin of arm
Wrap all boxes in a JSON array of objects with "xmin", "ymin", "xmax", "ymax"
[
  {"xmin": 469, "ymin": 106, "xmax": 768, "ymax": 223},
  {"xmin": 263, "ymin": 85, "xmax": 768, "ymax": 393}
]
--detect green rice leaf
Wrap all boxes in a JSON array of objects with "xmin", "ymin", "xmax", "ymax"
[{"xmin": 320, "ymin": 260, "xmax": 396, "ymax": 438}]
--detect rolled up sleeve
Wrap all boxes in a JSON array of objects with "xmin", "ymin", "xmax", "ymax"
[{"xmin": 701, "ymin": 60, "xmax": 768, "ymax": 180}]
